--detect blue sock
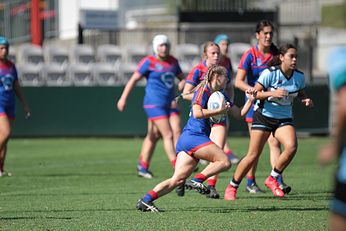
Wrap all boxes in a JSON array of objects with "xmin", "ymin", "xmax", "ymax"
[
  {"xmin": 142, "ymin": 190, "xmax": 158, "ymax": 203},
  {"xmin": 247, "ymin": 176, "xmax": 255, "ymax": 186},
  {"xmin": 277, "ymin": 175, "xmax": 283, "ymax": 185}
]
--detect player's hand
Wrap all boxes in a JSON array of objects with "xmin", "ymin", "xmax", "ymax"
[
  {"xmin": 302, "ymin": 98, "xmax": 313, "ymax": 107},
  {"xmin": 245, "ymin": 88, "xmax": 257, "ymax": 101},
  {"xmin": 23, "ymin": 105, "xmax": 31, "ymax": 119},
  {"xmin": 318, "ymin": 143, "xmax": 336, "ymax": 166},
  {"xmin": 272, "ymin": 88, "xmax": 288, "ymax": 98},
  {"xmin": 117, "ymin": 98, "xmax": 126, "ymax": 112},
  {"xmin": 178, "ymin": 79, "xmax": 186, "ymax": 91}
]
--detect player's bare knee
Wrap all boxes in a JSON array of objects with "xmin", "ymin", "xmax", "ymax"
[
  {"xmin": 223, "ymin": 159, "xmax": 231, "ymax": 170},
  {"xmin": 170, "ymin": 177, "xmax": 184, "ymax": 187}
]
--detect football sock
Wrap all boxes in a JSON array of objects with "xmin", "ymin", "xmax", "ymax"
[
  {"xmin": 192, "ymin": 173, "xmax": 206, "ymax": 183},
  {"xmin": 277, "ymin": 175, "xmax": 284, "ymax": 185},
  {"xmin": 171, "ymin": 159, "xmax": 176, "ymax": 168},
  {"xmin": 225, "ymin": 150, "xmax": 233, "ymax": 157},
  {"xmin": 207, "ymin": 178, "xmax": 217, "ymax": 187},
  {"xmin": 143, "ymin": 190, "xmax": 158, "ymax": 203},
  {"xmin": 230, "ymin": 178, "xmax": 241, "ymax": 188},
  {"xmin": 270, "ymin": 168, "xmax": 282, "ymax": 179},
  {"xmin": 138, "ymin": 156, "xmax": 149, "ymax": 171},
  {"xmin": 246, "ymin": 175, "xmax": 255, "ymax": 186}
]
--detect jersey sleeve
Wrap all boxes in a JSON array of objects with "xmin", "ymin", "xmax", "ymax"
[
  {"xmin": 299, "ymin": 73, "xmax": 306, "ymax": 90},
  {"xmin": 11, "ymin": 63, "xmax": 18, "ymax": 81},
  {"xmin": 237, "ymin": 50, "xmax": 252, "ymax": 71},
  {"xmin": 135, "ymin": 57, "xmax": 150, "ymax": 77},
  {"xmin": 223, "ymin": 92, "xmax": 234, "ymax": 107},
  {"xmin": 186, "ymin": 66, "xmax": 201, "ymax": 86},
  {"xmin": 256, "ymin": 68, "xmax": 271, "ymax": 89},
  {"xmin": 327, "ymin": 47, "xmax": 346, "ymax": 91}
]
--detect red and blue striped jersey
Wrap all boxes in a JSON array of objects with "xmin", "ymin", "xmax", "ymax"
[
  {"xmin": 0, "ymin": 60, "xmax": 18, "ymax": 105},
  {"xmin": 238, "ymin": 44, "xmax": 273, "ymax": 86},
  {"xmin": 136, "ymin": 55, "xmax": 182, "ymax": 108}
]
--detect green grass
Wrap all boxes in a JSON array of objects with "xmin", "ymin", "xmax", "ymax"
[{"xmin": 0, "ymin": 137, "xmax": 336, "ymax": 230}]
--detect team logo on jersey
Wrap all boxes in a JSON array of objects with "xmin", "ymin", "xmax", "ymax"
[
  {"xmin": 278, "ymin": 80, "xmax": 283, "ymax": 84},
  {"xmin": 161, "ymin": 72, "xmax": 174, "ymax": 89},
  {"xmin": 155, "ymin": 63, "xmax": 163, "ymax": 71}
]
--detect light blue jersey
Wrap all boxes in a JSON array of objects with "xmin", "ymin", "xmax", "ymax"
[
  {"xmin": 254, "ymin": 66, "xmax": 305, "ymax": 119},
  {"xmin": 328, "ymin": 47, "xmax": 346, "ymax": 184}
]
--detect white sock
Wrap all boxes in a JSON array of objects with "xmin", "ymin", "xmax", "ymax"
[{"xmin": 270, "ymin": 169, "xmax": 281, "ymax": 179}]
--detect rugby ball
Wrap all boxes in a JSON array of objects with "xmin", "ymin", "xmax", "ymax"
[{"xmin": 207, "ymin": 91, "xmax": 226, "ymax": 123}]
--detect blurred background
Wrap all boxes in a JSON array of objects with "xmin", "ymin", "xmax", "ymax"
[{"xmin": 0, "ymin": 0, "xmax": 345, "ymax": 137}]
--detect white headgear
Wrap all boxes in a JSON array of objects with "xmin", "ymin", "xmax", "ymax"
[{"xmin": 152, "ymin": 34, "xmax": 170, "ymax": 55}]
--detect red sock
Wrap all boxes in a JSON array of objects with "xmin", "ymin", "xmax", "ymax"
[
  {"xmin": 225, "ymin": 150, "xmax": 233, "ymax": 156},
  {"xmin": 171, "ymin": 159, "xmax": 176, "ymax": 168},
  {"xmin": 192, "ymin": 173, "xmax": 207, "ymax": 183},
  {"xmin": 139, "ymin": 156, "xmax": 149, "ymax": 169},
  {"xmin": 207, "ymin": 179, "xmax": 217, "ymax": 187}
]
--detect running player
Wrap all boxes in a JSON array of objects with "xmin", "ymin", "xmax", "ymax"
[
  {"xmin": 0, "ymin": 36, "xmax": 31, "ymax": 176},
  {"xmin": 224, "ymin": 43, "xmax": 313, "ymax": 200},
  {"xmin": 233, "ymin": 20, "xmax": 292, "ymax": 194},
  {"xmin": 214, "ymin": 34, "xmax": 241, "ymax": 165},
  {"xmin": 319, "ymin": 47, "xmax": 346, "ymax": 231},
  {"xmin": 181, "ymin": 41, "xmax": 228, "ymax": 199},
  {"xmin": 136, "ymin": 65, "xmax": 256, "ymax": 212},
  {"xmin": 117, "ymin": 34, "xmax": 184, "ymax": 178}
]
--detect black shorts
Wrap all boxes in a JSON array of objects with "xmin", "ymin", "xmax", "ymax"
[
  {"xmin": 251, "ymin": 110, "xmax": 294, "ymax": 133},
  {"xmin": 331, "ymin": 180, "xmax": 346, "ymax": 217}
]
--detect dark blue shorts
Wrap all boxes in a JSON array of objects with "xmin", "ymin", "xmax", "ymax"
[
  {"xmin": 144, "ymin": 106, "xmax": 180, "ymax": 121},
  {"xmin": 176, "ymin": 131, "xmax": 213, "ymax": 156},
  {"xmin": 0, "ymin": 103, "xmax": 15, "ymax": 119}
]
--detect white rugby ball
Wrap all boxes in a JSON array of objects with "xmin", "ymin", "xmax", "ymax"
[{"xmin": 207, "ymin": 91, "xmax": 226, "ymax": 123}]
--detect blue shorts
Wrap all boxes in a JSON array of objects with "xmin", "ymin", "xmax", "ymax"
[
  {"xmin": 0, "ymin": 103, "xmax": 15, "ymax": 119},
  {"xmin": 144, "ymin": 106, "xmax": 180, "ymax": 121},
  {"xmin": 176, "ymin": 131, "xmax": 214, "ymax": 156}
]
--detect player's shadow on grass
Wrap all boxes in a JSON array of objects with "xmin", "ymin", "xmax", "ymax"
[
  {"xmin": 0, "ymin": 216, "xmax": 73, "ymax": 220},
  {"xmin": 177, "ymin": 206, "xmax": 329, "ymax": 213}
]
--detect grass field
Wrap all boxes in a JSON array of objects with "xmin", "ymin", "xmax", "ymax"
[{"xmin": 0, "ymin": 137, "xmax": 336, "ymax": 230}]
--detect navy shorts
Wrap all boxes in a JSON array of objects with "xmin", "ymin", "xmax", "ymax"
[
  {"xmin": 0, "ymin": 103, "xmax": 15, "ymax": 119},
  {"xmin": 176, "ymin": 131, "xmax": 213, "ymax": 157},
  {"xmin": 144, "ymin": 106, "xmax": 180, "ymax": 121}
]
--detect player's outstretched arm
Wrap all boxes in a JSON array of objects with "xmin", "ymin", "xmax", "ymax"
[{"xmin": 117, "ymin": 72, "xmax": 142, "ymax": 112}]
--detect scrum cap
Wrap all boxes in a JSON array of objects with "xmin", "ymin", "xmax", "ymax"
[{"xmin": 152, "ymin": 34, "xmax": 170, "ymax": 55}]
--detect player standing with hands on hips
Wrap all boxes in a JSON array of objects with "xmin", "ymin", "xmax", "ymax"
[
  {"xmin": 224, "ymin": 43, "xmax": 313, "ymax": 200},
  {"xmin": 136, "ymin": 65, "xmax": 257, "ymax": 212},
  {"xmin": 319, "ymin": 47, "xmax": 346, "ymax": 231},
  {"xmin": 0, "ymin": 36, "xmax": 31, "ymax": 177},
  {"xmin": 117, "ymin": 35, "xmax": 184, "ymax": 178}
]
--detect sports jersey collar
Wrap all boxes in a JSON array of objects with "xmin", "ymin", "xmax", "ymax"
[
  {"xmin": 255, "ymin": 44, "xmax": 273, "ymax": 62},
  {"xmin": 279, "ymin": 66, "xmax": 294, "ymax": 80}
]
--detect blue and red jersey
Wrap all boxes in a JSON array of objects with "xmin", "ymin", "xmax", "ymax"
[
  {"xmin": 0, "ymin": 60, "xmax": 18, "ymax": 106},
  {"xmin": 219, "ymin": 56, "xmax": 233, "ymax": 80},
  {"xmin": 136, "ymin": 55, "xmax": 182, "ymax": 108},
  {"xmin": 186, "ymin": 61, "xmax": 231, "ymax": 87},
  {"xmin": 238, "ymin": 44, "xmax": 274, "ymax": 86},
  {"xmin": 183, "ymin": 85, "xmax": 213, "ymax": 136}
]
